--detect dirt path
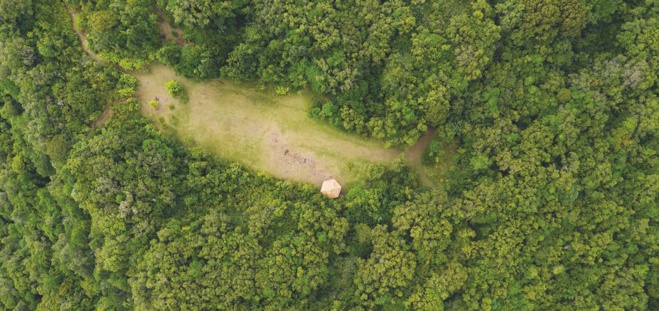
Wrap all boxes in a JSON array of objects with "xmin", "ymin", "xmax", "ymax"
[
  {"xmin": 92, "ymin": 108, "xmax": 112, "ymax": 127},
  {"xmin": 64, "ymin": 5, "xmax": 102, "ymax": 63},
  {"xmin": 155, "ymin": 7, "xmax": 189, "ymax": 45},
  {"xmin": 405, "ymin": 128, "xmax": 437, "ymax": 188},
  {"xmin": 135, "ymin": 65, "xmax": 437, "ymax": 186},
  {"xmin": 64, "ymin": 4, "xmax": 121, "ymax": 128},
  {"xmin": 63, "ymin": 3, "xmax": 439, "ymax": 186}
]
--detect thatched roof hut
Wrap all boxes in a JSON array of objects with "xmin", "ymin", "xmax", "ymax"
[{"xmin": 321, "ymin": 179, "xmax": 341, "ymax": 199}]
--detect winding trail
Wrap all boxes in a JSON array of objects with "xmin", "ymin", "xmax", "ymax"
[
  {"xmin": 64, "ymin": 5, "xmax": 101, "ymax": 63},
  {"xmin": 154, "ymin": 7, "xmax": 189, "ymax": 46},
  {"xmin": 405, "ymin": 128, "xmax": 437, "ymax": 188},
  {"xmin": 91, "ymin": 108, "xmax": 112, "ymax": 127}
]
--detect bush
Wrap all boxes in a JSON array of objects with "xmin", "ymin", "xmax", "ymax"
[
  {"xmin": 165, "ymin": 80, "xmax": 184, "ymax": 97},
  {"xmin": 149, "ymin": 100, "xmax": 159, "ymax": 110},
  {"xmin": 275, "ymin": 85, "xmax": 290, "ymax": 95},
  {"xmin": 165, "ymin": 80, "xmax": 188, "ymax": 103}
]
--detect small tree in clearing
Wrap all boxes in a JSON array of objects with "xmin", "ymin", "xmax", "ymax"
[
  {"xmin": 165, "ymin": 80, "xmax": 183, "ymax": 97},
  {"xmin": 149, "ymin": 100, "xmax": 159, "ymax": 110}
]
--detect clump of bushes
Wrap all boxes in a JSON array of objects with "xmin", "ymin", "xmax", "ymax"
[{"xmin": 165, "ymin": 80, "xmax": 188, "ymax": 103}]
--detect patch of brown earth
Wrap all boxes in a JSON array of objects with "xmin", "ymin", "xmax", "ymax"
[{"xmin": 155, "ymin": 8, "xmax": 189, "ymax": 46}]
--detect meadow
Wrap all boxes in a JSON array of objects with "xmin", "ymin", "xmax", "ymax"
[{"xmin": 134, "ymin": 65, "xmax": 405, "ymax": 185}]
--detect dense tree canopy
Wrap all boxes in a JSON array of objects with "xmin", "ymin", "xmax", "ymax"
[{"xmin": 0, "ymin": 0, "xmax": 657, "ymax": 310}]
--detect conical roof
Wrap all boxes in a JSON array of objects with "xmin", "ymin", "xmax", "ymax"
[{"xmin": 321, "ymin": 179, "xmax": 341, "ymax": 199}]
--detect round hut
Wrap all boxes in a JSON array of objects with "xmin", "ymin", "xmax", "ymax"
[{"xmin": 321, "ymin": 179, "xmax": 342, "ymax": 199}]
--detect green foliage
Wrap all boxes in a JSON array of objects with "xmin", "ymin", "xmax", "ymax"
[
  {"xmin": 148, "ymin": 100, "xmax": 159, "ymax": 110},
  {"xmin": 164, "ymin": 80, "xmax": 188, "ymax": 103},
  {"xmin": 78, "ymin": 0, "xmax": 160, "ymax": 66},
  {"xmin": 159, "ymin": 0, "xmax": 241, "ymax": 29},
  {"xmin": 275, "ymin": 85, "xmax": 289, "ymax": 95},
  {"xmin": 164, "ymin": 80, "xmax": 183, "ymax": 97},
  {"xmin": 1, "ymin": 0, "xmax": 657, "ymax": 310}
]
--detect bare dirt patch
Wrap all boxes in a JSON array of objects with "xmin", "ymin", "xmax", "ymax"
[{"xmin": 92, "ymin": 109, "xmax": 112, "ymax": 127}]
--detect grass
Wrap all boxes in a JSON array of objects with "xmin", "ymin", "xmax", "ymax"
[{"xmin": 133, "ymin": 65, "xmax": 403, "ymax": 186}]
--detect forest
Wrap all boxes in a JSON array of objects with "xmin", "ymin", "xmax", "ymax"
[{"xmin": 0, "ymin": 0, "xmax": 657, "ymax": 310}]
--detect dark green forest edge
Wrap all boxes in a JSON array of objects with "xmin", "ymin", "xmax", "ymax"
[{"xmin": 0, "ymin": 0, "xmax": 657, "ymax": 310}]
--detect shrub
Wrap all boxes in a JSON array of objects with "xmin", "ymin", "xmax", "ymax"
[
  {"xmin": 275, "ymin": 85, "xmax": 290, "ymax": 95},
  {"xmin": 149, "ymin": 100, "xmax": 159, "ymax": 110},
  {"xmin": 165, "ymin": 80, "xmax": 188, "ymax": 103},
  {"xmin": 165, "ymin": 80, "xmax": 184, "ymax": 97}
]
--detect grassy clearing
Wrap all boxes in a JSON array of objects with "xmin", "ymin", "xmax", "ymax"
[{"xmin": 134, "ymin": 65, "xmax": 403, "ymax": 186}]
